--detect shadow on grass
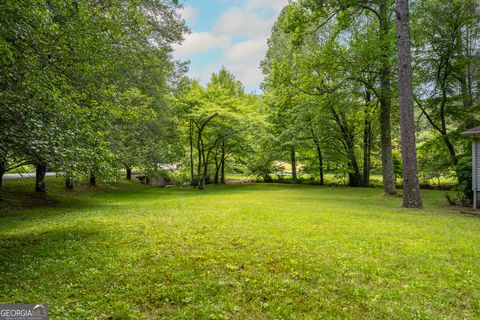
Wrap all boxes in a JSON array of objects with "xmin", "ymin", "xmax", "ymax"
[
  {"xmin": 0, "ymin": 226, "xmax": 102, "ymax": 252},
  {"xmin": 0, "ymin": 226, "xmax": 105, "ymax": 276},
  {"xmin": 0, "ymin": 179, "xmax": 382, "ymax": 212},
  {"xmin": 0, "ymin": 177, "xmax": 375, "ymax": 209},
  {"xmin": 0, "ymin": 177, "xmax": 155, "ymax": 214},
  {"xmin": 0, "ymin": 225, "xmax": 119, "ymax": 310},
  {"xmin": 0, "ymin": 179, "xmax": 451, "ymax": 229}
]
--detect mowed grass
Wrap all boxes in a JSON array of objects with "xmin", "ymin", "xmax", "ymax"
[{"xmin": 1, "ymin": 178, "xmax": 479, "ymax": 319}]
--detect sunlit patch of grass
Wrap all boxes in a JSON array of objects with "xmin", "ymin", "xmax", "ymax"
[{"xmin": 1, "ymin": 178, "xmax": 479, "ymax": 319}]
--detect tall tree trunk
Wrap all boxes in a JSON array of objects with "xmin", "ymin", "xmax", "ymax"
[
  {"xmin": 395, "ymin": 0, "xmax": 423, "ymax": 208},
  {"xmin": 126, "ymin": 166, "xmax": 132, "ymax": 180},
  {"xmin": 314, "ymin": 141, "xmax": 324, "ymax": 185},
  {"xmin": 200, "ymin": 137, "xmax": 222, "ymax": 189},
  {"xmin": 201, "ymin": 143, "xmax": 213, "ymax": 189},
  {"xmin": 89, "ymin": 171, "xmax": 96, "ymax": 186},
  {"xmin": 220, "ymin": 140, "xmax": 225, "ymax": 184},
  {"xmin": 461, "ymin": 79, "xmax": 473, "ymax": 108},
  {"xmin": 309, "ymin": 124, "xmax": 324, "ymax": 185},
  {"xmin": 329, "ymin": 105, "xmax": 362, "ymax": 187},
  {"xmin": 460, "ymin": 32, "xmax": 474, "ymax": 107},
  {"xmin": 443, "ymin": 135, "xmax": 458, "ymax": 167},
  {"xmin": 290, "ymin": 145, "xmax": 297, "ymax": 182},
  {"xmin": 378, "ymin": 0, "xmax": 397, "ymax": 195},
  {"xmin": 363, "ymin": 123, "xmax": 372, "ymax": 187},
  {"xmin": 347, "ymin": 149, "xmax": 363, "ymax": 187},
  {"xmin": 35, "ymin": 162, "xmax": 47, "ymax": 192},
  {"xmin": 379, "ymin": 0, "xmax": 397, "ymax": 195},
  {"xmin": 348, "ymin": 172, "xmax": 363, "ymax": 187},
  {"xmin": 66, "ymin": 176, "xmax": 74, "ymax": 189},
  {"xmin": 193, "ymin": 113, "xmax": 219, "ymax": 191},
  {"xmin": 214, "ymin": 153, "xmax": 220, "ymax": 184},
  {"xmin": 197, "ymin": 135, "xmax": 204, "ymax": 190},
  {"xmin": 189, "ymin": 118, "xmax": 195, "ymax": 186},
  {"xmin": 363, "ymin": 90, "xmax": 372, "ymax": 187}
]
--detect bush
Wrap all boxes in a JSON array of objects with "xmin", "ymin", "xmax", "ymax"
[
  {"xmin": 457, "ymin": 156, "xmax": 473, "ymax": 203},
  {"xmin": 169, "ymin": 170, "xmax": 192, "ymax": 186},
  {"xmin": 392, "ymin": 150, "xmax": 402, "ymax": 181}
]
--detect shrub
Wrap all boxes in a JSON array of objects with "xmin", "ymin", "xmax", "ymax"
[{"xmin": 457, "ymin": 156, "xmax": 473, "ymax": 204}]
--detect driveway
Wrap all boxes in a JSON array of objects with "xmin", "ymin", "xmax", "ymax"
[{"xmin": 2, "ymin": 172, "xmax": 56, "ymax": 180}]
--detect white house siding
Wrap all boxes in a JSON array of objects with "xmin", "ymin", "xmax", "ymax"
[{"xmin": 476, "ymin": 140, "xmax": 480, "ymax": 188}]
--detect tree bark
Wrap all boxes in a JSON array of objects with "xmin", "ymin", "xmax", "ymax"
[
  {"xmin": 290, "ymin": 145, "xmax": 297, "ymax": 182},
  {"xmin": 314, "ymin": 140, "xmax": 324, "ymax": 185},
  {"xmin": 220, "ymin": 140, "xmax": 226, "ymax": 184},
  {"xmin": 197, "ymin": 134, "xmax": 203, "ymax": 190},
  {"xmin": 201, "ymin": 145, "xmax": 211, "ymax": 188},
  {"xmin": 443, "ymin": 135, "xmax": 458, "ymax": 166},
  {"xmin": 201, "ymin": 136, "xmax": 222, "ymax": 188},
  {"xmin": 126, "ymin": 166, "xmax": 132, "ymax": 180},
  {"xmin": 89, "ymin": 171, "xmax": 96, "ymax": 186},
  {"xmin": 35, "ymin": 162, "xmax": 47, "ymax": 192},
  {"xmin": 363, "ymin": 90, "xmax": 372, "ymax": 187},
  {"xmin": 214, "ymin": 153, "xmax": 220, "ymax": 184},
  {"xmin": 308, "ymin": 122, "xmax": 324, "ymax": 185},
  {"xmin": 347, "ymin": 143, "xmax": 363, "ymax": 187},
  {"xmin": 348, "ymin": 171, "xmax": 363, "ymax": 187},
  {"xmin": 395, "ymin": 0, "xmax": 423, "ymax": 208},
  {"xmin": 378, "ymin": 0, "xmax": 397, "ymax": 195},
  {"xmin": 189, "ymin": 118, "xmax": 195, "ymax": 186}
]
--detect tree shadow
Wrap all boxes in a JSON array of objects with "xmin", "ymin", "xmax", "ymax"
[{"xmin": 0, "ymin": 226, "xmax": 104, "ymax": 270}]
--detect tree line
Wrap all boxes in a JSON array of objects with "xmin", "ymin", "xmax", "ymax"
[
  {"xmin": 1, "ymin": 0, "xmax": 479, "ymax": 210},
  {"xmin": 261, "ymin": 0, "xmax": 479, "ymax": 208},
  {"xmin": 0, "ymin": 0, "xmax": 264, "ymax": 196}
]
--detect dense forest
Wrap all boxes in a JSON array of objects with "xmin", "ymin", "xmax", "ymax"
[{"xmin": 1, "ymin": 0, "xmax": 479, "ymax": 207}]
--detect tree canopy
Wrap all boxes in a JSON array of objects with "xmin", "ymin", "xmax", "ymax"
[{"xmin": 1, "ymin": 0, "xmax": 479, "ymax": 208}]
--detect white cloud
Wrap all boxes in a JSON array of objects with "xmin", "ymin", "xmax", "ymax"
[
  {"xmin": 243, "ymin": 0, "xmax": 290, "ymax": 14},
  {"xmin": 174, "ymin": 0, "xmax": 290, "ymax": 91},
  {"xmin": 213, "ymin": 8, "xmax": 272, "ymax": 37},
  {"xmin": 173, "ymin": 32, "xmax": 230, "ymax": 57},
  {"xmin": 230, "ymin": 64, "xmax": 264, "ymax": 88},
  {"xmin": 190, "ymin": 60, "xmax": 263, "ymax": 89},
  {"xmin": 178, "ymin": 6, "xmax": 198, "ymax": 23},
  {"xmin": 224, "ymin": 38, "xmax": 267, "ymax": 63}
]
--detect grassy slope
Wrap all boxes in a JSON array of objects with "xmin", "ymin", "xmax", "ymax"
[{"xmin": 0, "ymin": 178, "xmax": 479, "ymax": 319}]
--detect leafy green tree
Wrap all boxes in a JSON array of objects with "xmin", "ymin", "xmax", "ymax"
[
  {"xmin": 176, "ymin": 69, "xmax": 263, "ymax": 190},
  {"xmin": 274, "ymin": 0, "xmax": 398, "ymax": 194},
  {"xmin": 0, "ymin": 0, "xmax": 186, "ymax": 193},
  {"xmin": 412, "ymin": 0, "xmax": 480, "ymax": 183},
  {"xmin": 262, "ymin": 4, "xmax": 376, "ymax": 187}
]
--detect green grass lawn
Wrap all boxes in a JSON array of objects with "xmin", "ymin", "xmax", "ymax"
[{"xmin": 1, "ymin": 178, "xmax": 479, "ymax": 319}]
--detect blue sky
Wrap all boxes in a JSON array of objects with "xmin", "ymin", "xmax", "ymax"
[{"xmin": 173, "ymin": 0, "xmax": 289, "ymax": 93}]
